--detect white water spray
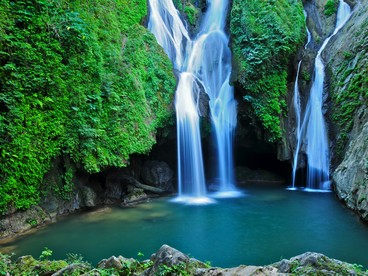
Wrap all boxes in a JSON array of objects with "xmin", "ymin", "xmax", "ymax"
[
  {"xmin": 149, "ymin": 0, "xmax": 239, "ymax": 202},
  {"xmin": 290, "ymin": 11, "xmax": 312, "ymax": 190}
]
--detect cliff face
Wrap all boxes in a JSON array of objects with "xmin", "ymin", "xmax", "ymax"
[
  {"xmin": 326, "ymin": 0, "xmax": 368, "ymax": 220},
  {"xmin": 0, "ymin": 0, "xmax": 176, "ymax": 214}
]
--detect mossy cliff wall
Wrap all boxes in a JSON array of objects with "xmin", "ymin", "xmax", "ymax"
[
  {"xmin": 230, "ymin": 0, "xmax": 306, "ymax": 145},
  {"xmin": 326, "ymin": 0, "xmax": 368, "ymax": 220},
  {"xmin": 0, "ymin": 0, "xmax": 176, "ymax": 214}
]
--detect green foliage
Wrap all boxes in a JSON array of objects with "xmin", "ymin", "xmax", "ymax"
[
  {"xmin": 302, "ymin": 70, "xmax": 311, "ymax": 82},
  {"xmin": 0, "ymin": 253, "xmax": 13, "ymax": 275},
  {"xmin": 158, "ymin": 262, "xmax": 190, "ymax": 276},
  {"xmin": 0, "ymin": 0, "xmax": 176, "ymax": 213},
  {"xmin": 230, "ymin": 0, "xmax": 305, "ymax": 142},
  {"xmin": 325, "ymin": 0, "xmax": 338, "ymax": 16},
  {"xmin": 173, "ymin": 0, "xmax": 201, "ymax": 26},
  {"xmin": 26, "ymin": 218, "xmax": 37, "ymax": 227},
  {"xmin": 66, "ymin": 253, "xmax": 85, "ymax": 264},
  {"xmin": 184, "ymin": 3, "xmax": 199, "ymax": 26},
  {"xmin": 39, "ymin": 247, "xmax": 53, "ymax": 260}
]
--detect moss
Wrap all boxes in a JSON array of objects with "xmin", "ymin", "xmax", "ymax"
[
  {"xmin": 184, "ymin": 3, "xmax": 199, "ymax": 26},
  {"xmin": 331, "ymin": 53, "xmax": 368, "ymax": 161},
  {"xmin": 230, "ymin": 0, "xmax": 305, "ymax": 142},
  {"xmin": 0, "ymin": 0, "xmax": 176, "ymax": 213},
  {"xmin": 324, "ymin": 0, "xmax": 338, "ymax": 17}
]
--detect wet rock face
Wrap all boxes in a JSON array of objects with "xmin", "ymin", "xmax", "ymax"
[
  {"xmin": 333, "ymin": 107, "xmax": 368, "ymax": 220},
  {"xmin": 141, "ymin": 160, "xmax": 175, "ymax": 192},
  {"xmin": 325, "ymin": 0, "xmax": 368, "ymax": 221},
  {"xmin": 0, "ymin": 206, "xmax": 50, "ymax": 239}
]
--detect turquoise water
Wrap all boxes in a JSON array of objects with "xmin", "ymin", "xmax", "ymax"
[{"xmin": 2, "ymin": 184, "xmax": 368, "ymax": 268}]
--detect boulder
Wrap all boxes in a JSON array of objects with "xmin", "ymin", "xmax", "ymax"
[
  {"xmin": 97, "ymin": 256, "xmax": 134, "ymax": 270},
  {"xmin": 143, "ymin": 244, "xmax": 206, "ymax": 276},
  {"xmin": 141, "ymin": 161, "xmax": 174, "ymax": 192},
  {"xmin": 273, "ymin": 252, "xmax": 359, "ymax": 275}
]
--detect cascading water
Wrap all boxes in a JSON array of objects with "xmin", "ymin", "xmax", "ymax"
[
  {"xmin": 290, "ymin": 60, "xmax": 303, "ymax": 190},
  {"xmin": 186, "ymin": 0, "xmax": 238, "ymax": 196},
  {"xmin": 290, "ymin": 11, "xmax": 312, "ymax": 190},
  {"xmin": 148, "ymin": 0, "xmax": 239, "ymax": 202},
  {"xmin": 300, "ymin": 0, "xmax": 351, "ymax": 190}
]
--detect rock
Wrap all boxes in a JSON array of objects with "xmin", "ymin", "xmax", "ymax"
[
  {"xmin": 52, "ymin": 263, "xmax": 90, "ymax": 275},
  {"xmin": 143, "ymin": 244, "xmax": 206, "ymax": 276},
  {"xmin": 273, "ymin": 252, "xmax": 361, "ymax": 275},
  {"xmin": 195, "ymin": 266, "xmax": 281, "ymax": 276},
  {"xmin": 80, "ymin": 186, "xmax": 99, "ymax": 208},
  {"xmin": 2, "ymin": 247, "xmax": 367, "ymax": 275},
  {"xmin": 97, "ymin": 256, "xmax": 133, "ymax": 270},
  {"xmin": 104, "ymin": 173, "xmax": 124, "ymax": 200},
  {"xmin": 0, "ymin": 206, "xmax": 50, "ymax": 239},
  {"xmin": 327, "ymin": 0, "xmax": 368, "ymax": 221},
  {"xmin": 122, "ymin": 186, "xmax": 148, "ymax": 205},
  {"xmin": 16, "ymin": 255, "xmax": 37, "ymax": 268},
  {"xmin": 333, "ymin": 107, "xmax": 368, "ymax": 220},
  {"xmin": 141, "ymin": 161, "xmax": 174, "ymax": 192}
]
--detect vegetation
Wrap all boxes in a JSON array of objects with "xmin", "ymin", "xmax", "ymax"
[
  {"xmin": 0, "ymin": 249, "xmax": 191, "ymax": 276},
  {"xmin": 1, "ymin": 249, "xmax": 367, "ymax": 276},
  {"xmin": 0, "ymin": 0, "xmax": 176, "ymax": 214},
  {"xmin": 172, "ymin": 0, "xmax": 202, "ymax": 27},
  {"xmin": 324, "ymin": 0, "xmax": 338, "ymax": 17},
  {"xmin": 230, "ymin": 0, "xmax": 305, "ymax": 142}
]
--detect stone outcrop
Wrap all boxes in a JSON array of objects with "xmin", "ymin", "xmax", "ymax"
[
  {"xmin": 0, "ymin": 206, "xmax": 50, "ymax": 239},
  {"xmin": 333, "ymin": 107, "xmax": 368, "ymax": 220},
  {"xmin": 1, "ymin": 245, "xmax": 366, "ymax": 275}
]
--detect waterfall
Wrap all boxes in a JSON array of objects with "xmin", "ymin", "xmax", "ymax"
[
  {"xmin": 148, "ymin": 0, "xmax": 239, "ymax": 202},
  {"xmin": 300, "ymin": 0, "xmax": 351, "ymax": 190},
  {"xmin": 291, "ymin": 61, "xmax": 303, "ymax": 189},
  {"xmin": 290, "ymin": 11, "xmax": 312, "ymax": 189}
]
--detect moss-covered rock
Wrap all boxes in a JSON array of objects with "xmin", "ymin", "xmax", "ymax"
[
  {"xmin": 230, "ymin": 0, "xmax": 306, "ymax": 143},
  {"xmin": 0, "ymin": 0, "xmax": 176, "ymax": 214}
]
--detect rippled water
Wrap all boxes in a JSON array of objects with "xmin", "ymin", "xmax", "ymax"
[{"xmin": 2, "ymin": 184, "xmax": 368, "ymax": 268}]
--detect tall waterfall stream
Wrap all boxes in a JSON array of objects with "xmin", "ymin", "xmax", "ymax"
[{"xmin": 149, "ymin": 0, "xmax": 239, "ymax": 203}]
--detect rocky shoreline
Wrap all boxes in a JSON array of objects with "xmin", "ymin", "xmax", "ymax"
[{"xmin": 0, "ymin": 244, "xmax": 367, "ymax": 275}]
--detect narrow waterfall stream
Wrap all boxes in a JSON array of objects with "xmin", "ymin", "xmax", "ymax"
[
  {"xmin": 148, "ymin": 0, "xmax": 239, "ymax": 202},
  {"xmin": 294, "ymin": 0, "xmax": 351, "ymax": 190},
  {"xmin": 290, "ymin": 11, "xmax": 311, "ymax": 189}
]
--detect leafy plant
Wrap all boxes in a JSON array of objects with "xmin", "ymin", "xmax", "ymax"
[
  {"xmin": 158, "ymin": 263, "xmax": 190, "ymax": 276},
  {"xmin": 39, "ymin": 247, "xmax": 53, "ymax": 260},
  {"xmin": 0, "ymin": 253, "xmax": 13, "ymax": 275}
]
